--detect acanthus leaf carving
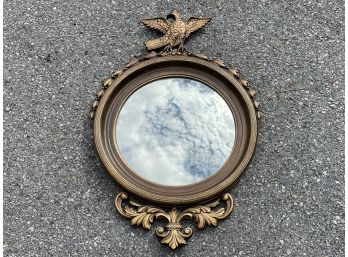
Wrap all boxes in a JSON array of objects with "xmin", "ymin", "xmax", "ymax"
[{"xmin": 115, "ymin": 192, "xmax": 234, "ymax": 249}]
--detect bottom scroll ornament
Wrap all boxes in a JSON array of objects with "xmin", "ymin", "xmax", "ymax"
[{"xmin": 115, "ymin": 192, "xmax": 234, "ymax": 249}]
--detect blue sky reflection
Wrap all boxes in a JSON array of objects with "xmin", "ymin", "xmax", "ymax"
[{"xmin": 116, "ymin": 78, "xmax": 235, "ymax": 186}]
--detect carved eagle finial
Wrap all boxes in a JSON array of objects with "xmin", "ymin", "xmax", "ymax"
[{"xmin": 141, "ymin": 10, "xmax": 211, "ymax": 52}]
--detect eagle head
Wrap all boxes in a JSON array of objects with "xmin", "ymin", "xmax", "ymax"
[{"xmin": 167, "ymin": 10, "xmax": 181, "ymax": 20}]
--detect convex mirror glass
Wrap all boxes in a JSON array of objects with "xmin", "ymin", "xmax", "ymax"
[{"xmin": 116, "ymin": 77, "xmax": 235, "ymax": 186}]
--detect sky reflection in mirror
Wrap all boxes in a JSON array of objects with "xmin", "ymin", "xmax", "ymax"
[{"xmin": 116, "ymin": 78, "xmax": 235, "ymax": 186}]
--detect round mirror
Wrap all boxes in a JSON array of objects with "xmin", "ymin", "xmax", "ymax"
[
  {"xmin": 93, "ymin": 54, "xmax": 258, "ymax": 205},
  {"xmin": 91, "ymin": 13, "xmax": 260, "ymax": 249},
  {"xmin": 116, "ymin": 78, "xmax": 235, "ymax": 186}
]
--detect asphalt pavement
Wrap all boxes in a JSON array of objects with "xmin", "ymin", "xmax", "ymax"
[{"xmin": 4, "ymin": 0, "xmax": 344, "ymax": 256}]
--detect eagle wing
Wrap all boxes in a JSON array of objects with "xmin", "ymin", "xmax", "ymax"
[
  {"xmin": 185, "ymin": 17, "xmax": 211, "ymax": 37},
  {"xmin": 141, "ymin": 18, "xmax": 170, "ymax": 34}
]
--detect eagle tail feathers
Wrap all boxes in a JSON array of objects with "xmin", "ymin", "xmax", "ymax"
[{"xmin": 144, "ymin": 37, "xmax": 169, "ymax": 51}]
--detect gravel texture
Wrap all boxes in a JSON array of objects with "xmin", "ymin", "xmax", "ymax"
[{"xmin": 4, "ymin": 0, "xmax": 344, "ymax": 256}]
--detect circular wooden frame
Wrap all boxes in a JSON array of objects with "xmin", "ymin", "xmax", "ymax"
[{"xmin": 93, "ymin": 54, "xmax": 258, "ymax": 206}]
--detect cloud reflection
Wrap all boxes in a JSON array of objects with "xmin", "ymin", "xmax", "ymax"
[{"xmin": 116, "ymin": 78, "xmax": 235, "ymax": 186}]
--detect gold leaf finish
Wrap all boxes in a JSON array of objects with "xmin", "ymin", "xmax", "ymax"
[
  {"xmin": 112, "ymin": 69, "xmax": 123, "ymax": 77},
  {"xmin": 126, "ymin": 58, "xmax": 139, "ymax": 68},
  {"xmin": 212, "ymin": 58, "xmax": 225, "ymax": 67},
  {"xmin": 96, "ymin": 89, "xmax": 104, "ymax": 99},
  {"xmin": 144, "ymin": 51, "xmax": 158, "ymax": 59},
  {"xmin": 141, "ymin": 10, "xmax": 211, "ymax": 52},
  {"xmin": 249, "ymin": 88, "xmax": 256, "ymax": 98},
  {"xmin": 91, "ymin": 12, "xmax": 261, "ymax": 250},
  {"xmin": 115, "ymin": 192, "xmax": 234, "ymax": 249},
  {"xmin": 228, "ymin": 67, "xmax": 240, "ymax": 78},
  {"xmin": 254, "ymin": 100, "xmax": 260, "ymax": 109},
  {"xmin": 241, "ymin": 79, "xmax": 249, "ymax": 88},
  {"xmin": 192, "ymin": 52, "xmax": 208, "ymax": 60},
  {"xmin": 103, "ymin": 78, "xmax": 113, "ymax": 89}
]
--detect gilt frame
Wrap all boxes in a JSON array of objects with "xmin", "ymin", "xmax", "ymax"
[
  {"xmin": 90, "ymin": 11, "xmax": 260, "ymax": 249},
  {"xmin": 92, "ymin": 53, "xmax": 259, "ymax": 205}
]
